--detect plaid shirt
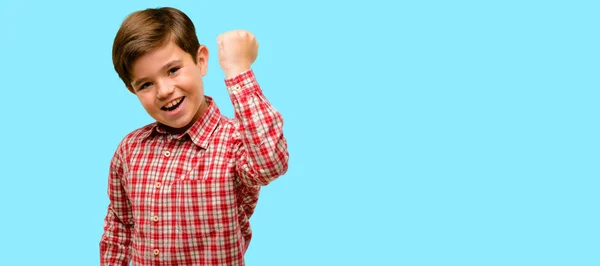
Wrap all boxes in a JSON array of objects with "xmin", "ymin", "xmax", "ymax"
[{"xmin": 100, "ymin": 70, "xmax": 289, "ymax": 265}]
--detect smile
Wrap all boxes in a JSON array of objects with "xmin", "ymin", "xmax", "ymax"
[{"xmin": 161, "ymin": 97, "xmax": 185, "ymax": 111}]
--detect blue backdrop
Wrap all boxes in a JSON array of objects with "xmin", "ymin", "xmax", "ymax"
[{"xmin": 0, "ymin": 0, "xmax": 598, "ymax": 265}]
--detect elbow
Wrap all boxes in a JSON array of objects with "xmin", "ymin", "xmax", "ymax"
[
  {"xmin": 272, "ymin": 136, "xmax": 289, "ymax": 176},
  {"xmin": 268, "ymin": 144, "xmax": 289, "ymax": 180},
  {"xmin": 276, "ymin": 149, "xmax": 289, "ymax": 177},
  {"xmin": 248, "ymin": 150, "xmax": 289, "ymax": 186}
]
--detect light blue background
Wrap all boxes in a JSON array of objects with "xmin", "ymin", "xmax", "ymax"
[{"xmin": 0, "ymin": 0, "xmax": 598, "ymax": 265}]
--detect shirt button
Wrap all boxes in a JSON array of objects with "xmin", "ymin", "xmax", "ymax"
[
  {"xmin": 153, "ymin": 249, "xmax": 159, "ymax": 256},
  {"xmin": 155, "ymin": 182, "xmax": 161, "ymax": 189},
  {"xmin": 163, "ymin": 150, "xmax": 171, "ymax": 157},
  {"xmin": 152, "ymin": 216, "xmax": 159, "ymax": 222}
]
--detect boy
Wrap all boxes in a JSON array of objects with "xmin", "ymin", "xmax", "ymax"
[{"xmin": 100, "ymin": 7, "xmax": 289, "ymax": 265}]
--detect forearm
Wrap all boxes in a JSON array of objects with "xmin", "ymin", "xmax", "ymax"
[{"xmin": 226, "ymin": 69, "xmax": 289, "ymax": 185}]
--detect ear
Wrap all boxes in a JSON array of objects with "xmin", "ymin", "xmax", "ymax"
[
  {"xmin": 126, "ymin": 85, "xmax": 136, "ymax": 94},
  {"xmin": 195, "ymin": 45, "xmax": 209, "ymax": 76}
]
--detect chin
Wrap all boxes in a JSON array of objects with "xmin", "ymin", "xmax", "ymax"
[
  {"xmin": 166, "ymin": 115, "xmax": 195, "ymax": 128},
  {"xmin": 165, "ymin": 120, "xmax": 190, "ymax": 129}
]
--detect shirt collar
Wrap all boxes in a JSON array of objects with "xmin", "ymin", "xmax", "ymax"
[{"xmin": 141, "ymin": 96, "xmax": 221, "ymax": 149}]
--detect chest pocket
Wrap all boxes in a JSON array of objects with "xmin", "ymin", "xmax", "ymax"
[
  {"xmin": 170, "ymin": 142, "xmax": 238, "ymax": 241},
  {"xmin": 170, "ymin": 163, "xmax": 238, "ymax": 250},
  {"xmin": 178, "ymin": 143, "xmax": 234, "ymax": 182}
]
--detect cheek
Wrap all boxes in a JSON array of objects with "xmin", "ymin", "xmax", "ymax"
[
  {"xmin": 183, "ymin": 67, "xmax": 203, "ymax": 86},
  {"xmin": 137, "ymin": 94, "xmax": 156, "ymax": 111},
  {"xmin": 178, "ymin": 70, "xmax": 194, "ymax": 85}
]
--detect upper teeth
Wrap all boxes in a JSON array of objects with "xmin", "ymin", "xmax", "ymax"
[{"xmin": 165, "ymin": 97, "xmax": 182, "ymax": 108}]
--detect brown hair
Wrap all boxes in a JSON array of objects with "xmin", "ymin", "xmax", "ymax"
[{"xmin": 112, "ymin": 7, "xmax": 200, "ymax": 92}]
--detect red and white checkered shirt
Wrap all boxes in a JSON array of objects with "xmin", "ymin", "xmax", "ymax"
[{"xmin": 100, "ymin": 70, "xmax": 289, "ymax": 265}]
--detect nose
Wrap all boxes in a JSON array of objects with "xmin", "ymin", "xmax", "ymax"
[{"xmin": 156, "ymin": 80, "xmax": 175, "ymax": 100}]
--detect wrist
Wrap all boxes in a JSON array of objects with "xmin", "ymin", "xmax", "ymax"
[{"xmin": 222, "ymin": 65, "xmax": 251, "ymax": 79}]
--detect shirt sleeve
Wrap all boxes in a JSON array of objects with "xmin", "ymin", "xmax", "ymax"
[
  {"xmin": 99, "ymin": 146, "xmax": 133, "ymax": 266},
  {"xmin": 226, "ymin": 69, "xmax": 289, "ymax": 186}
]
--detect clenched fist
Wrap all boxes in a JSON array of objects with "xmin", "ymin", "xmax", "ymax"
[{"xmin": 217, "ymin": 30, "xmax": 258, "ymax": 79}]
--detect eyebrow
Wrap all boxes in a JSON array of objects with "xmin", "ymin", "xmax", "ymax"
[{"xmin": 131, "ymin": 60, "xmax": 183, "ymax": 88}]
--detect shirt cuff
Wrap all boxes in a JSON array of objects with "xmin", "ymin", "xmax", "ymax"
[{"xmin": 225, "ymin": 69, "xmax": 260, "ymax": 97}]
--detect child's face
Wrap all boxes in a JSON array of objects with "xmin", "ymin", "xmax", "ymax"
[{"xmin": 129, "ymin": 40, "xmax": 209, "ymax": 132}]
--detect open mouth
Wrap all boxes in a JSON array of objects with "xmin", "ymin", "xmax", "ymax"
[{"xmin": 161, "ymin": 96, "xmax": 185, "ymax": 111}]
